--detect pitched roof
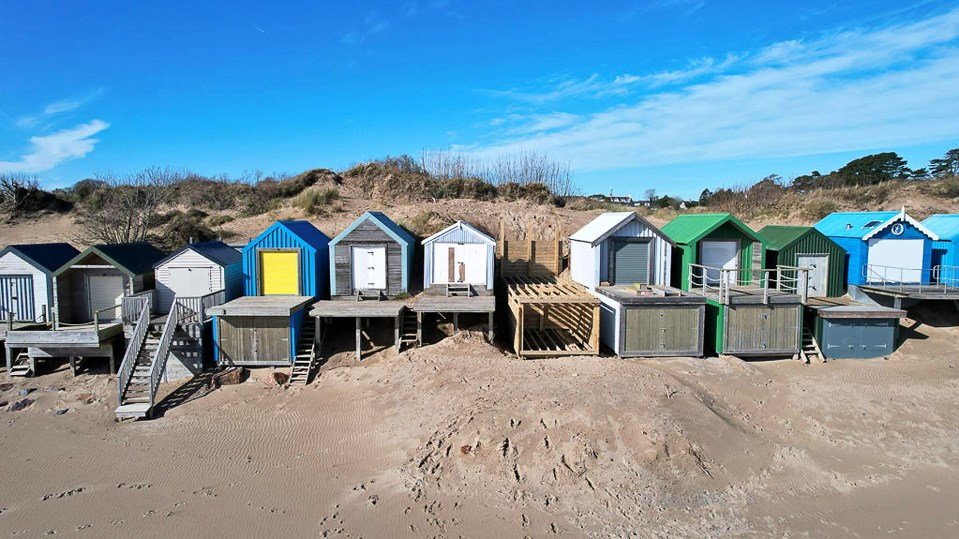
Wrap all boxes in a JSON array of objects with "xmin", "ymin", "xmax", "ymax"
[
  {"xmin": 330, "ymin": 211, "xmax": 415, "ymax": 247},
  {"xmin": 0, "ymin": 243, "xmax": 80, "ymax": 274},
  {"xmin": 276, "ymin": 220, "xmax": 331, "ymax": 248},
  {"xmin": 758, "ymin": 225, "xmax": 813, "ymax": 251},
  {"xmin": 569, "ymin": 212, "xmax": 673, "ymax": 246},
  {"xmin": 421, "ymin": 220, "xmax": 495, "ymax": 246},
  {"xmin": 661, "ymin": 213, "xmax": 761, "ymax": 245},
  {"xmin": 922, "ymin": 214, "xmax": 959, "ymax": 241},
  {"xmin": 815, "ymin": 210, "xmax": 938, "ymax": 240},
  {"xmin": 154, "ymin": 240, "xmax": 242, "ymax": 269},
  {"xmin": 55, "ymin": 242, "xmax": 166, "ymax": 276}
]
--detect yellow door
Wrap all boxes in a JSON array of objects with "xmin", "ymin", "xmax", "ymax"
[{"xmin": 260, "ymin": 251, "xmax": 299, "ymax": 295}]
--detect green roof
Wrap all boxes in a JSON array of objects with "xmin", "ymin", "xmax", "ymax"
[
  {"xmin": 661, "ymin": 213, "xmax": 761, "ymax": 245},
  {"xmin": 757, "ymin": 225, "xmax": 813, "ymax": 251}
]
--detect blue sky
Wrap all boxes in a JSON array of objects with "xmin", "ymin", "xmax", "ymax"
[{"xmin": 1, "ymin": 1, "xmax": 958, "ymax": 197}]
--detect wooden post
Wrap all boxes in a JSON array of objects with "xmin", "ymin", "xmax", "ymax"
[
  {"xmin": 6, "ymin": 311, "xmax": 12, "ymax": 332},
  {"xmin": 417, "ymin": 312, "xmax": 423, "ymax": 346},
  {"xmin": 4, "ymin": 344, "xmax": 11, "ymax": 377},
  {"xmin": 554, "ymin": 220, "xmax": 561, "ymax": 275},
  {"xmin": 516, "ymin": 304, "xmax": 524, "ymax": 357},
  {"xmin": 109, "ymin": 350, "xmax": 115, "ymax": 374},
  {"xmin": 69, "ymin": 356, "xmax": 77, "ymax": 377},
  {"xmin": 42, "ymin": 305, "xmax": 49, "ymax": 325},
  {"xmin": 355, "ymin": 317, "xmax": 362, "ymax": 361},
  {"xmin": 526, "ymin": 218, "xmax": 533, "ymax": 277},
  {"xmin": 394, "ymin": 315, "xmax": 400, "ymax": 351},
  {"xmin": 488, "ymin": 312, "xmax": 494, "ymax": 343},
  {"xmin": 590, "ymin": 304, "xmax": 601, "ymax": 353},
  {"xmin": 453, "ymin": 312, "xmax": 459, "ymax": 332}
]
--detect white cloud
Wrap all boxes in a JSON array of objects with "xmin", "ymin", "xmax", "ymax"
[
  {"xmin": 467, "ymin": 8, "xmax": 959, "ymax": 173},
  {"xmin": 0, "ymin": 120, "xmax": 110, "ymax": 173},
  {"xmin": 16, "ymin": 89, "xmax": 104, "ymax": 129}
]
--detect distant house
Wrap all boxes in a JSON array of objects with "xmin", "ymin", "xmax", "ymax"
[
  {"xmin": 814, "ymin": 210, "xmax": 938, "ymax": 286},
  {"xmin": 0, "ymin": 243, "xmax": 79, "ymax": 323},
  {"xmin": 608, "ymin": 195, "xmax": 634, "ymax": 206}
]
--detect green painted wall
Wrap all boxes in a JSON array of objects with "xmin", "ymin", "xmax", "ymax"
[
  {"xmin": 773, "ymin": 230, "xmax": 847, "ymax": 297},
  {"xmin": 675, "ymin": 222, "xmax": 765, "ymax": 291}
]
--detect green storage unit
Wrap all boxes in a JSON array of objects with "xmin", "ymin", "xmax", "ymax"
[
  {"xmin": 661, "ymin": 214, "xmax": 766, "ymax": 291},
  {"xmin": 705, "ymin": 295, "xmax": 803, "ymax": 356},
  {"xmin": 758, "ymin": 225, "xmax": 847, "ymax": 298}
]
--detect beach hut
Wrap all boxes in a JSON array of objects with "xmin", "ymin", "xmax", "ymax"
[
  {"xmin": 814, "ymin": 210, "xmax": 938, "ymax": 287},
  {"xmin": 210, "ymin": 221, "xmax": 330, "ymax": 370},
  {"xmin": 154, "ymin": 240, "xmax": 243, "ymax": 314},
  {"xmin": 804, "ymin": 298, "xmax": 905, "ymax": 360},
  {"xmin": 421, "ymin": 220, "xmax": 495, "ymax": 292},
  {"xmin": 0, "ymin": 243, "xmax": 79, "ymax": 324},
  {"xmin": 52, "ymin": 243, "xmax": 166, "ymax": 325},
  {"xmin": 661, "ymin": 213, "xmax": 765, "ymax": 290},
  {"xmin": 570, "ymin": 212, "xmax": 705, "ymax": 357},
  {"xmin": 329, "ymin": 211, "xmax": 415, "ymax": 298},
  {"xmin": 758, "ymin": 225, "xmax": 847, "ymax": 298},
  {"xmin": 663, "ymin": 214, "xmax": 805, "ymax": 357},
  {"xmin": 922, "ymin": 214, "xmax": 959, "ymax": 282}
]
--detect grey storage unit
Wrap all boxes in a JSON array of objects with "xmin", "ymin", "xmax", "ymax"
[
  {"xmin": 810, "ymin": 304, "xmax": 905, "ymax": 359},
  {"xmin": 723, "ymin": 302, "xmax": 802, "ymax": 356},
  {"xmin": 595, "ymin": 285, "xmax": 706, "ymax": 358}
]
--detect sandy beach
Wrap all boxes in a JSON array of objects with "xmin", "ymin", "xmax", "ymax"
[{"xmin": 1, "ymin": 305, "xmax": 958, "ymax": 537}]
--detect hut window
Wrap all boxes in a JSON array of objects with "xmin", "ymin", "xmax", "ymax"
[{"xmin": 862, "ymin": 220, "xmax": 882, "ymax": 229}]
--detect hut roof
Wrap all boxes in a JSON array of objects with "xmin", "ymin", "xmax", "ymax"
[
  {"xmin": 0, "ymin": 243, "xmax": 80, "ymax": 274},
  {"xmin": 421, "ymin": 220, "xmax": 495, "ymax": 246},
  {"xmin": 921, "ymin": 214, "xmax": 959, "ymax": 241},
  {"xmin": 661, "ymin": 213, "xmax": 760, "ymax": 245},
  {"xmin": 55, "ymin": 242, "xmax": 166, "ymax": 277},
  {"xmin": 330, "ymin": 211, "xmax": 414, "ymax": 247},
  {"xmin": 757, "ymin": 225, "xmax": 815, "ymax": 251},
  {"xmin": 569, "ymin": 212, "xmax": 673, "ymax": 247},
  {"xmin": 154, "ymin": 240, "xmax": 242, "ymax": 268}
]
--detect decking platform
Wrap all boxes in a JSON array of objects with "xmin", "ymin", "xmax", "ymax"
[
  {"xmin": 595, "ymin": 284, "xmax": 706, "ymax": 306},
  {"xmin": 856, "ymin": 284, "xmax": 959, "ymax": 302},
  {"xmin": 0, "ymin": 321, "xmax": 47, "ymax": 341},
  {"xmin": 504, "ymin": 276, "xmax": 601, "ymax": 358},
  {"xmin": 412, "ymin": 287, "xmax": 496, "ymax": 343},
  {"xmin": 207, "ymin": 295, "xmax": 314, "ymax": 316},
  {"xmin": 806, "ymin": 296, "xmax": 907, "ymax": 319},
  {"xmin": 311, "ymin": 299, "xmax": 408, "ymax": 360},
  {"xmin": 4, "ymin": 322, "xmax": 124, "ymax": 375}
]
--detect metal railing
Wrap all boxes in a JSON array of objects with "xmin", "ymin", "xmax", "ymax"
[
  {"xmin": 864, "ymin": 264, "xmax": 959, "ymax": 294},
  {"xmin": 122, "ymin": 290, "xmax": 155, "ymax": 325},
  {"xmin": 688, "ymin": 264, "xmax": 809, "ymax": 305},
  {"xmin": 174, "ymin": 289, "xmax": 226, "ymax": 323},
  {"xmin": 117, "ymin": 301, "xmax": 151, "ymax": 406}
]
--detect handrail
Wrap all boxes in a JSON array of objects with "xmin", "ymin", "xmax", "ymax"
[
  {"xmin": 863, "ymin": 264, "xmax": 943, "ymax": 293},
  {"xmin": 117, "ymin": 301, "xmax": 151, "ymax": 406},
  {"xmin": 148, "ymin": 302, "xmax": 183, "ymax": 408},
  {"xmin": 688, "ymin": 263, "xmax": 810, "ymax": 305},
  {"xmin": 175, "ymin": 289, "xmax": 226, "ymax": 323},
  {"xmin": 122, "ymin": 291, "xmax": 155, "ymax": 325}
]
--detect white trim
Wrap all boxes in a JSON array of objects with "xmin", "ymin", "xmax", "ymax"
[
  {"xmin": 862, "ymin": 209, "xmax": 939, "ymax": 241},
  {"xmin": 421, "ymin": 220, "xmax": 496, "ymax": 246}
]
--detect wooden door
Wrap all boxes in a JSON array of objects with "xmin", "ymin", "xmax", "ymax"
[
  {"xmin": 0, "ymin": 275, "xmax": 34, "ymax": 322},
  {"xmin": 260, "ymin": 251, "xmax": 299, "ymax": 295}
]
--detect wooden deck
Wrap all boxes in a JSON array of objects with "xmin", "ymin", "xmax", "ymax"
[
  {"xmin": 207, "ymin": 296, "xmax": 313, "ymax": 317},
  {"xmin": 412, "ymin": 296, "xmax": 496, "ymax": 313},
  {"xmin": 4, "ymin": 322, "xmax": 123, "ymax": 347},
  {"xmin": 310, "ymin": 300, "xmax": 407, "ymax": 318},
  {"xmin": 0, "ymin": 321, "xmax": 47, "ymax": 341},
  {"xmin": 857, "ymin": 284, "xmax": 959, "ymax": 301},
  {"xmin": 504, "ymin": 276, "xmax": 601, "ymax": 358},
  {"xmin": 806, "ymin": 296, "xmax": 906, "ymax": 319},
  {"xmin": 594, "ymin": 284, "xmax": 706, "ymax": 306}
]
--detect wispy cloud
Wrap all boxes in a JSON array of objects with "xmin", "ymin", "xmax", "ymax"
[
  {"xmin": 0, "ymin": 120, "xmax": 110, "ymax": 173},
  {"xmin": 467, "ymin": 8, "xmax": 959, "ymax": 173},
  {"xmin": 341, "ymin": 11, "xmax": 391, "ymax": 45},
  {"xmin": 16, "ymin": 89, "xmax": 104, "ymax": 129}
]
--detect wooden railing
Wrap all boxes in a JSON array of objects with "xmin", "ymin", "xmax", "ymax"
[
  {"xmin": 122, "ymin": 290, "xmax": 155, "ymax": 325},
  {"xmin": 147, "ymin": 301, "xmax": 185, "ymax": 408},
  {"xmin": 688, "ymin": 264, "xmax": 809, "ymax": 305},
  {"xmin": 117, "ymin": 301, "xmax": 151, "ymax": 406},
  {"xmin": 55, "ymin": 304, "xmax": 121, "ymax": 332},
  {"xmin": 174, "ymin": 289, "xmax": 225, "ymax": 323}
]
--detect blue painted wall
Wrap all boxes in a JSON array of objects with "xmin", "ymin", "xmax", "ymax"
[
  {"xmin": 825, "ymin": 221, "xmax": 932, "ymax": 286},
  {"xmin": 241, "ymin": 221, "xmax": 330, "ymax": 298}
]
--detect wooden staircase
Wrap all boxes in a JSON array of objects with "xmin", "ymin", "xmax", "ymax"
[
  {"xmin": 446, "ymin": 283, "xmax": 472, "ymax": 297},
  {"xmin": 398, "ymin": 309, "xmax": 419, "ymax": 349},
  {"xmin": 120, "ymin": 325, "xmax": 163, "ymax": 405},
  {"xmin": 8, "ymin": 352, "xmax": 32, "ymax": 377},
  {"xmin": 288, "ymin": 320, "xmax": 317, "ymax": 386},
  {"xmin": 800, "ymin": 327, "xmax": 825, "ymax": 364},
  {"xmin": 355, "ymin": 289, "xmax": 384, "ymax": 301}
]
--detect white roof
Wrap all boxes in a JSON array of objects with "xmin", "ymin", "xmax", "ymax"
[
  {"xmin": 569, "ymin": 212, "xmax": 672, "ymax": 246},
  {"xmin": 862, "ymin": 208, "xmax": 939, "ymax": 241}
]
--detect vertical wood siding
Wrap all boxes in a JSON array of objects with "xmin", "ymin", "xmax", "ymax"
[
  {"xmin": 0, "ymin": 252, "xmax": 49, "ymax": 322},
  {"xmin": 242, "ymin": 224, "xmax": 327, "ymax": 298}
]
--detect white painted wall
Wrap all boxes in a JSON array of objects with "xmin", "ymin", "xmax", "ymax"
[
  {"xmin": 156, "ymin": 250, "xmax": 225, "ymax": 313},
  {"xmin": 571, "ymin": 217, "xmax": 673, "ymax": 290},
  {"xmin": 570, "ymin": 240, "xmax": 600, "ymax": 289},
  {"xmin": 0, "ymin": 251, "xmax": 50, "ymax": 322}
]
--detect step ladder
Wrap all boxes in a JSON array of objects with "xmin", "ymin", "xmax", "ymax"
[
  {"xmin": 399, "ymin": 309, "xmax": 419, "ymax": 348},
  {"xmin": 800, "ymin": 327, "xmax": 825, "ymax": 364},
  {"xmin": 446, "ymin": 283, "xmax": 472, "ymax": 297},
  {"xmin": 288, "ymin": 321, "xmax": 317, "ymax": 385},
  {"xmin": 121, "ymin": 328, "xmax": 162, "ymax": 405},
  {"xmin": 355, "ymin": 289, "xmax": 384, "ymax": 301},
  {"xmin": 8, "ymin": 352, "xmax": 33, "ymax": 377}
]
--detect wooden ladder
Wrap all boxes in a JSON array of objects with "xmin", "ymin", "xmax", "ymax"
[
  {"xmin": 8, "ymin": 352, "xmax": 32, "ymax": 377},
  {"xmin": 399, "ymin": 309, "xmax": 419, "ymax": 348},
  {"xmin": 288, "ymin": 321, "xmax": 317, "ymax": 385},
  {"xmin": 800, "ymin": 327, "xmax": 825, "ymax": 364},
  {"xmin": 446, "ymin": 283, "xmax": 472, "ymax": 297}
]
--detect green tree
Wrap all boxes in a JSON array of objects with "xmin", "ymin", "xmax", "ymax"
[
  {"xmin": 699, "ymin": 188, "xmax": 713, "ymax": 205},
  {"xmin": 835, "ymin": 152, "xmax": 909, "ymax": 186},
  {"xmin": 929, "ymin": 148, "xmax": 959, "ymax": 178}
]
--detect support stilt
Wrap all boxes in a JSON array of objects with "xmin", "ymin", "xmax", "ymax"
[{"xmin": 355, "ymin": 317, "xmax": 362, "ymax": 361}]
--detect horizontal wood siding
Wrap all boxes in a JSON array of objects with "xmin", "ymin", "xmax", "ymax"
[
  {"xmin": 156, "ymin": 250, "xmax": 225, "ymax": 313},
  {"xmin": 333, "ymin": 220, "xmax": 405, "ymax": 296},
  {"xmin": 54, "ymin": 268, "xmax": 131, "ymax": 324},
  {"xmin": 498, "ymin": 240, "xmax": 561, "ymax": 278},
  {"xmin": 0, "ymin": 252, "xmax": 49, "ymax": 322}
]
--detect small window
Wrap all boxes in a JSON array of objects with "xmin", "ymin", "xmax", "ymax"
[{"xmin": 862, "ymin": 220, "xmax": 882, "ymax": 229}]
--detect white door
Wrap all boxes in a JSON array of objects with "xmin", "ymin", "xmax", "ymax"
[
  {"xmin": 700, "ymin": 240, "xmax": 739, "ymax": 285},
  {"xmin": 88, "ymin": 275, "xmax": 125, "ymax": 321},
  {"xmin": 797, "ymin": 254, "xmax": 829, "ymax": 297},
  {"xmin": 433, "ymin": 243, "xmax": 487, "ymax": 285},
  {"xmin": 352, "ymin": 247, "xmax": 386, "ymax": 290},
  {"xmin": 868, "ymin": 239, "xmax": 923, "ymax": 283},
  {"xmin": 169, "ymin": 267, "xmax": 213, "ymax": 297}
]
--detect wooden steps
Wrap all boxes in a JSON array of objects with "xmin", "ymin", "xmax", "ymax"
[
  {"xmin": 8, "ymin": 352, "xmax": 32, "ymax": 377},
  {"xmin": 118, "ymin": 328, "xmax": 161, "ymax": 406},
  {"xmin": 800, "ymin": 328, "xmax": 825, "ymax": 364},
  {"xmin": 288, "ymin": 321, "xmax": 317, "ymax": 386},
  {"xmin": 446, "ymin": 283, "xmax": 472, "ymax": 297},
  {"xmin": 355, "ymin": 289, "xmax": 384, "ymax": 301},
  {"xmin": 398, "ymin": 309, "xmax": 418, "ymax": 347}
]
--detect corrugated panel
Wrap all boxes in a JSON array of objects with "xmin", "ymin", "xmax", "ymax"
[
  {"xmin": 244, "ymin": 222, "xmax": 325, "ymax": 298},
  {"xmin": 611, "ymin": 240, "xmax": 651, "ymax": 285},
  {"xmin": 429, "ymin": 225, "xmax": 486, "ymax": 244},
  {"xmin": 814, "ymin": 211, "xmax": 898, "ymax": 238},
  {"xmin": 923, "ymin": 214, "xmax": 959, "ymax": 241}
]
